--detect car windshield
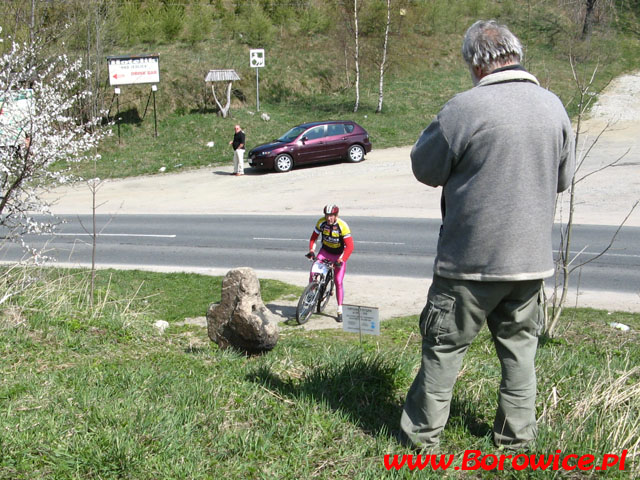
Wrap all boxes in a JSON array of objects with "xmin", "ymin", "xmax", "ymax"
[{"xmin": 277, "ymin": 126, "xmax": 307, "ymax": 142}]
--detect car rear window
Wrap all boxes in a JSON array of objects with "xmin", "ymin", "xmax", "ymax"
[{"xmin": 326, "ymin": 123, "xmax": 346, "ymax": 136}]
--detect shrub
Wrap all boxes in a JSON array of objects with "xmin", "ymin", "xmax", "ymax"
[
  {"xmin": 239, "ymin": 4, "xmax": 276, "ymax": 46},
  {"xmin": 161, "ymin": 4, "xmax": 185, "ymax": 42},
  {"xmin": 183, "ymin": 3, "xmax": 212, "ymax": 45},
  {"xmin": 297, "ymin": 6, "xmax": 332, "ymax": 35},
  {"xmin": 116, "ymin": 2, "xmax": 144, "ymax": 46}
]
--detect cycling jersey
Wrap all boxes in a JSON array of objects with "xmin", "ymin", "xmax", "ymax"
[{"xmin": 310, "ymin": 217, "xmax": 353, "ymax": 260}]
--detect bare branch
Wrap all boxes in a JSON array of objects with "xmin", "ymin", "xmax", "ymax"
[
  {"xmin": 576, "ymin": 148, "xmax": 629, "ymax": 184},
  {"xmin": 566, "ymin": 245, "xmax": 589, "ymax": 268},
  {"xmin": 569, "ymin": 200, "xmax": 639, "ymax": 272},
  {"xmin": 574, "ymin": 120, "xmax": 614, "ymax": 173}
]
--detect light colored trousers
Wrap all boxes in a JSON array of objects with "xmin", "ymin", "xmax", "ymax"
[
  {"xmin": 400, "ymin": 274, "xmax": 543, "ymax": 449},
  {"xmin": 233, "ymin": 148, "xmax": 245, "ymax": 174}
]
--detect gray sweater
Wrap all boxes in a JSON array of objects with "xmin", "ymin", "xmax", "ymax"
[{"xmin": 411, "ymin": 67, "xmax": 575, "ymax": 281}]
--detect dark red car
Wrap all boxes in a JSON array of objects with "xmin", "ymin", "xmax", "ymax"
[{"xmin": 248, "ymin": 120, "xmax": 372, "ymax": 172}]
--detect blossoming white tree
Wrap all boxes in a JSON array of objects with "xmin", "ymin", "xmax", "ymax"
[{"xmin": 0, "ymin": 27, "xmax": 108, "ymax": 255}]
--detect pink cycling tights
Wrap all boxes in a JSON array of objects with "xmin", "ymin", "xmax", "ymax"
[{"xmin": 309, "ymin": 249, "xmax": 346, "ymax": 305}]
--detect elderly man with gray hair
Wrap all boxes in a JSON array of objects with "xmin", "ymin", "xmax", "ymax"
[{"xmin": 400, "ymin": 20, "xmax": 575, "ymax": 450}]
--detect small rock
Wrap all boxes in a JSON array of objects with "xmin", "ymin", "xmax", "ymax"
[
  {"xmin": 154, "ymin": 320, "xmax": 170, "ymax": 334},
  {"xmin": 159, "ymin": 166, "xmax": 166, "ymax": 173},
  {"xmin": 206, "ymin": 141, "xmax": 215, "ymax": 147},
  {"xmin": 609, "ymin": 322, "xmax": 630, "ymax": 332},
  {"xmin": 261, "ymin": 112, "xmax": 271, "ymax": 121}
]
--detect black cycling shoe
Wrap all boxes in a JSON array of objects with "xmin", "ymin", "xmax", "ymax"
[{"xmin": 336, "ymin": 313, "xmax": 343, "ymax": 323}]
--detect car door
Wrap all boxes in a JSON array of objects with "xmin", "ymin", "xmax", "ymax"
[
  {"xmin": 295, "ymin": 125, "xmax": 328, "ymax": 164},
  {"xmin": 323, "ymin": 123, "xmax": 348, "ymax": 159}
]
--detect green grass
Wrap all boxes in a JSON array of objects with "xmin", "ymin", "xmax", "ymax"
[
  {"xmin": 81, "ymin": 268, "xmax": 297, "ymax": 323},
  {"xmin": 0, "ymin": 267, "xmax": 638, "ymax": 478}
]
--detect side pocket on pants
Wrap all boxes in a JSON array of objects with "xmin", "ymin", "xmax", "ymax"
[
  {"xmin": 535, "ymin": 285, "xmax": 545, "ymax": 337},
  {"xmin": 419, "ymin": 292, "xmax": 455, "ymax": 344}
]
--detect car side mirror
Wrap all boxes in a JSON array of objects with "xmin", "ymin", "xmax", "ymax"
[{"xmin": 301, "ymin": 136, "xmax": 308, "ymax": 143}]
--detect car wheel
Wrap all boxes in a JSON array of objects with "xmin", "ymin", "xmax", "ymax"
[
  {"xmin": 347, "ymin": 144, "xmax": 365, "ymax": 163},
  {"xmin": 274, "ymin": 154, "xmax": 293, "ymax": 172}
]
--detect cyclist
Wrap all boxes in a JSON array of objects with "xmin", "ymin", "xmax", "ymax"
[{"xmin": 307, "ymin": 204, "xmax": 354, "ymax": 322}]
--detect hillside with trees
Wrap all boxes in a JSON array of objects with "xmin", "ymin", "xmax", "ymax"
[{"xmin": 2, "ymin": 0, "xmax": 639, "ymax": 178}]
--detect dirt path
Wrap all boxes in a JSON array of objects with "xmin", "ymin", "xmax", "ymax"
[{"xmin": 45, "ymin": 73, "xmax": 640, "ymax": 323}]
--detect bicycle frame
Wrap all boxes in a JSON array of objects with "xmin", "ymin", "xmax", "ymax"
[
  {"xmin": 296, "ymin": 258, "xmax": 336, "ymax": 324},
  {"xmin": 310, "ymin": 258, "xmax": 333, "ymax": 283}
]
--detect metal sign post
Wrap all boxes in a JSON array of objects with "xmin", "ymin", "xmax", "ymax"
[
  {"xmin": 249, "ymin": 49, "xmax": 265, "ymax": 112},
  {"xmin": 142, "ymin": 84, "xmax": 159, "ymax": 138},
  {"xmin": 115, "ymin": 87, "xmax": 121, "ymax": 145},
  {"xmin": 256, "ymin": 68, "xmax": 260, "ymax": 112},
  {"xmin": 151, "ymin": 85, "xmax": 158, "ymax": 137},
  {"xmin": 152, "ymin": 85, "xmax": 158, "ymax": 138}
]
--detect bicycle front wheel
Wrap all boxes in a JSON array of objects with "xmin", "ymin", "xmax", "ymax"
[
  {"xmin": 296, "ymin": 281, "xmax": 320, "ymax": 325},
  {"xmin": 317, "ymin": 275, "xmax": 334, "ymax": 313}
]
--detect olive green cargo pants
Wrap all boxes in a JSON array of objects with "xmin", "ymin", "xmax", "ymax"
[{"xmin": 400, "ymin": 274, "xmax": 544, "ymax": 449}]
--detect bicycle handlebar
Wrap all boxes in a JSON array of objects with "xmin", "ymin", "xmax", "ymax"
[{"xmin": 306, "ymin": 254, "xmax": 341, "ymax": 268}]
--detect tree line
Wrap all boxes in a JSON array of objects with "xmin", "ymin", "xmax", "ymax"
[{"xmin": 1, "ymin": 0, "xmax": 630, "ymax": 118}]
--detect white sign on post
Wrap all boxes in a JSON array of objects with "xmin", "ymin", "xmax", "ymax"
[
  {"xmin": 107, "ymin": 55, "xmax": 160, "ymax": 86},
  {"xmin": 249, "ymin": 49, "xmax": 265, "ymax": 68},
  {"xmin": 250, "ymin": 49, "xmax": 265, "ymax": 111},
  {"xmin": 342, "ymin": 305, "xmax": 380, "ymax": 336}
]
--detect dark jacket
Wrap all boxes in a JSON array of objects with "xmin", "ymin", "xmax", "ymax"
[{"xmin": 232, "ymin": 131, "xmax": 245, "ymax": 150}]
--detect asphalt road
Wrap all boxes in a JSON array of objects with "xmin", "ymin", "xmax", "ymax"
[{"xmin": 3, "ymin": 214, "xmax": 639, "ymax": 294}]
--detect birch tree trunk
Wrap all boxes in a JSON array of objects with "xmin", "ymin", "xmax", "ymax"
[
  {"xmin": 376, "ymin": 0, "xmax": 391, "ymax": 114},
  {"xmin": 353, "ymin": 0, "xmax": 360, "ymax": 113},
  {"xmin": 30, "ymin": 0, "xmax": 36, "ymax": 45},
  {"xmin": 211, "ymin": 81, "xmax": 232, "ymax": 118}
]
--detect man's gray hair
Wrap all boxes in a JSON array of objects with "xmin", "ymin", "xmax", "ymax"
[{"xmin": 462, "ymin": 20, "xmax": 523, "ymax": 73}]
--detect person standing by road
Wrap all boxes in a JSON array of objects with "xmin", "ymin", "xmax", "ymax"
[
  {"xmin": 400, "ymin": 20, "xmax": 575, "ymax": 450},
  {"xmin": 307, "ymin": 204, "xmax": 354, "ymax": 322},
  {"xmin": 229, "ymin": 124, "xmax": 245, "ymax": 176}
]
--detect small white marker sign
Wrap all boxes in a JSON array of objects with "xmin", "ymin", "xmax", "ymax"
[
  {"xmin": 342, "ymin": 305, "xmax": 380, "ymax": 336},
  {"xmin": 249, "ymin": 49, "xmax": 265, "ymax": 68}
]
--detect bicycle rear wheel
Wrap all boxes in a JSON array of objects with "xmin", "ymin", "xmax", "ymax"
[
  {"xmin": 317, "ymin": 274, "xmax": 334, "ymax": 313},
  {"xmin": 296, "ymin": 281, "xmax": 320, "ymax": 324}
]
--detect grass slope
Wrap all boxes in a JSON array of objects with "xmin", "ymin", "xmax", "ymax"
[{"xmin": 0, "ymin": 268, "xmax": 637, "ymax": 478}]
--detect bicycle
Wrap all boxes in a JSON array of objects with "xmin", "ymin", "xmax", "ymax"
[{"xmin": 295, "ymin": 254, "xmax": 337, "ymax": 325}]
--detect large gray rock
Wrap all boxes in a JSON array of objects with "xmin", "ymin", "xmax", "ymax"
[{"xmin": 206, "ymin": 268, "xmax": 281, "ymax": 354}]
